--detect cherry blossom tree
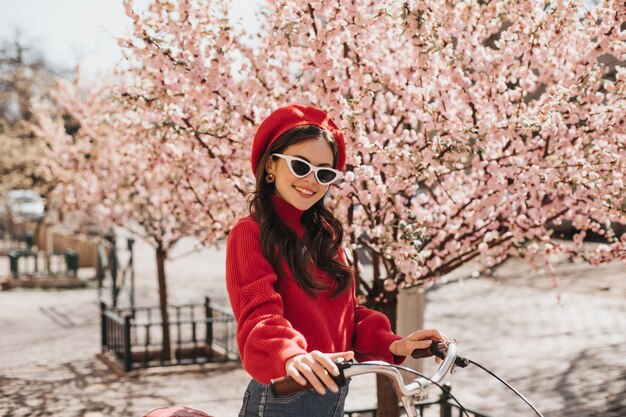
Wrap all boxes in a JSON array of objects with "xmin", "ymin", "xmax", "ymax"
[
  {"xmin": 240, "ymin": 2, "xmax": 625, "ymax": 413},
  {"xmin": 35, "ymin": 0, "xmax": 262, "ymax": 362},
  {"xmin": 34, "ymin": 74, "xmax": 217, "ymax": 360},
  {"xmin": 251, "ymin": 0, "xmax": 626, "ymax": 290},
  {"xmin": 35, "ymin": 0, "xmax": 625, "ymax": 414},
  {"xmin": 112, "ymin": 0, "xmax": 626, "ymax": 297}
]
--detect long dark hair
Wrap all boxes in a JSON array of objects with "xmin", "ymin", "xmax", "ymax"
[{"xmin": 249, "ymin": 125, "xmax": 352, "ymax": 297}]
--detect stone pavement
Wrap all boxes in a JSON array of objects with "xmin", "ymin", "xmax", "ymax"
[
  {"xmin": 0, "ymin": 236, "xmax": 625, "ymax": 417},
  {"xmin": 423, "ymin": 256, "xmax": 626, "ymax": 417}
]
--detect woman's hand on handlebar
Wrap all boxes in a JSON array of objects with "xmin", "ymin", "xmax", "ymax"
[
  {"xmin": 284, "ymin": 350, "xmax": 354, "ymax": 395},
  {"xmin": 389, "ymin": 328, "xmax": 448, "ymax": 362}
]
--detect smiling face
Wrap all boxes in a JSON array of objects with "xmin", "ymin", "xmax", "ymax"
[{"xmin": 266, "ymin": 138, "xmax": 335, "ymax": 211}]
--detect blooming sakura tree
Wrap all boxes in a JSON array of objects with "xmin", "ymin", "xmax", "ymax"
[
  {"xmin": 36, "ymin": 1, "xmax": 263, "ymax": 362},
  {"xmin": 36, "ymin": 0, "xmax": 625, "ymax": 414},
  {"xmin": 35, "ymin": 75, "xmax": 220, "ymax": 360},
  {"xmin": 244, "ymin": 2, "xmax": 625, "ymax": 413},
  {"xmin": 107, "ymin": 0, "xmax": 626, "ymax": 309},
  {"xmin": 253, "ymin": 0, "xmax": 626, "ymax": 293}
]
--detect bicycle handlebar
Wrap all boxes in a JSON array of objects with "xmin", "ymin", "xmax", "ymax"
[{"xmin": 271, "ymin": 341, "xmax": 463, "ymax": 397}]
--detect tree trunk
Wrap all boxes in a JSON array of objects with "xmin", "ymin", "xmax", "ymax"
[
  {"xmin": 397, "ymin": 286, "xmax": 426, "ymax": 373},
  {"xmin": 376, "ymin": 295, "xmax": 399, "ymax": 417},
  {"xmin": 375, "ymin": 286, "xmax": 427, "ymax": 417},
  {"xmin": 156, "ymin": 245, "xmax": 171, "ymax": 361}
]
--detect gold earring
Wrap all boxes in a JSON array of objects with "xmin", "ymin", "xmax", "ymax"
[{"xmin": 265, "ymin": 173, "xmax": 275, "ymax": 184}]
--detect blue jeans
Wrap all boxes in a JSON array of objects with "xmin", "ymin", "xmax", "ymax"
[{"xmin": 238, "ymin": 378, "xmax": 350, "ymax": 417}]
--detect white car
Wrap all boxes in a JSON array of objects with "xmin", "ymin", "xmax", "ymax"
[{"xmin": 5, "ymin": 189, "xmax": 46, "ymax": 221}]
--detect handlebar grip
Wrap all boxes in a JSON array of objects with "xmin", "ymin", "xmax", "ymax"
[
  {"xmin": 270, "ymin": 376, "xmax": 313, "ymax": 396},
  {"xmin": 411, "ymin": 340, "xmax": 470, "ymax": 368},
  {"xmin": 411, "ymin": 347, "xmax": 435, "ymax": 359},
  {"xmin": 271, "ymin": 359, "xmax": 350, "ymax": 396},
  {"xmin": 411, "ymin": 340, "xmax": 445, "ymax": 360}
]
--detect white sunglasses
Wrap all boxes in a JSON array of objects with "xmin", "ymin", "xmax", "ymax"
[{"xmin": 272, "ymin": 153, "xmax": 343, "ymax": 185}]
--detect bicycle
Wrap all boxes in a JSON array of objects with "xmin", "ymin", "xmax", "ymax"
[{"xmin": 143, "ymin": 341, "xmax": 543, "ymax": 417}]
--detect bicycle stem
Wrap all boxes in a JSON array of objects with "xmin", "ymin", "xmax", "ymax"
[{"xmin": 344, "ymin": 343, "xmax": 458, "ymax": 398}]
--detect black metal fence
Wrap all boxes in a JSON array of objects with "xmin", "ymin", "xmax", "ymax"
[
  {"xmin": 1, "ymin": 224, "xmax": 80, "ymax": 279},
  {"xmin": 344, "ymin": 383, "xmax": 491, "ymax": 417},
  {"xmin": 100, "ymin": 297, "xmax": 239, "ymax": 372},
  {"xmin": 7, "ymin": 248, "xmax": 78, "ymax": 278}
]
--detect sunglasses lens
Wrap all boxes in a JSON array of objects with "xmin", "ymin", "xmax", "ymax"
[
  {"xmin": 317, "ymin": 169, "xmax": 338, "ymax": 184},
  {"xmin": 290, "ymin": 159, "xmax": 311, "ymax": 177}
]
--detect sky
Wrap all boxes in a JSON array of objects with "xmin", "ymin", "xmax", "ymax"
[
  {"xmin": 1, "ymin": 0, "xmax": 601, "ymax": 78},
  {"xmin": 0, "ymin": 0, "xmax": 262, "ymax": 78}
]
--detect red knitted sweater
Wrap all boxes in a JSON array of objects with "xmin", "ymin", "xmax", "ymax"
[{"xmin": 226, "ymin": 195, "xmax": 403, "ymax": 384}]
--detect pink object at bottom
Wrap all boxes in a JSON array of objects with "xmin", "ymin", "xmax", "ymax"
[{"xmin": 143, "ymin": 406, "xmax": 214, "ymax": 417}]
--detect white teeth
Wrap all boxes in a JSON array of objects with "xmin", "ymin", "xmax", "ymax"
[{"xmin": 294, "ymin": 186, "xmax": 314, "ymax": 196}]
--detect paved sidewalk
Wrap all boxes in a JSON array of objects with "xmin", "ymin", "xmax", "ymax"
[
  {"xmin": 0, "ymin": 237, "xmax": 624, "ymax": 417},
  {"xmin": 424, "ymin": 257, "xmax": 626, "ymax": 417}
]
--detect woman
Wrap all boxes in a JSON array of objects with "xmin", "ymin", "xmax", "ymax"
[{"xmin": 226, "ymin": 104, "xmax": 446, "ymax": 417}]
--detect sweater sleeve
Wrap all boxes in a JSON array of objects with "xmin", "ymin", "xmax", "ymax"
[
  {"xmin": 347, "ymin": 263, "xmax": 404, "ymax": 364},
  {"xmin": 226, "ymin": 219, "xmax": 308, "ymax": 384},
  {"xmin": 352, "ymin": 301, "xmax": 405, "ymax": 364},
  {"xmin": 335, "ymin": 247, "xmax": 404, "ymax": 364}
]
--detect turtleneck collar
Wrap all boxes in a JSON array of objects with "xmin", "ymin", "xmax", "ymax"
[{"xmin": 271, "ymin": 194, "xmax": 305, "ymax": 237}]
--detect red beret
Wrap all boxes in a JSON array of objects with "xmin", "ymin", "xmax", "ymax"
[{"xmin": 251, "ymin": 104, "xmax": 346, "ymax": 176}]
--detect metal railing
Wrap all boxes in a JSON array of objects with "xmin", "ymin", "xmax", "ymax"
[
  {"xmin": 7, "ymin": 248, "xmax": 78, "ymax": 278},
  {"xmin": 100, "ymin": 297, "xmax": 239, "ymax": 372},
  {"xmin": 1, "ymin": 224, "xmax": 80, "ymax": 279}
]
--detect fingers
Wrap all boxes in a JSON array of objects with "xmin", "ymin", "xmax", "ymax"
[
  {"xmin": 391, "ymin": 328, "xmax": 451, "ymax": 357},
  {"xmin": 309, "ymin": 351, "xmax": 340, "ymax": 393},
  {"xmin": 285, "ymin": 355, "xmax": 308, "ymax": 386},
  {"xmin": 294, "ymin": 357, "xmax": 327, "ymax": 395},
  {"xmin": 408, "ymin": 339, "xmax": 436, "ymax": 350},
  {"xmin": 406, "ymin": 329, "xmax": 451, "ymax": 364},
  {"xmin": 327, "ymin": 350, "xmax": 355, "ymax": 362},
  {"xmin": 407, "ymin": 328, "xmax": 448, "ymax": 343},
  {"xmin": 285, "ymin": 351, "xmax": 346, "ymax": 395}
]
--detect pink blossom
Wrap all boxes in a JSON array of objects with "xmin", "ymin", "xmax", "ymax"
[{"xmin": 34, "ymin": 0, "xmax": 626, "ymax": 297}]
